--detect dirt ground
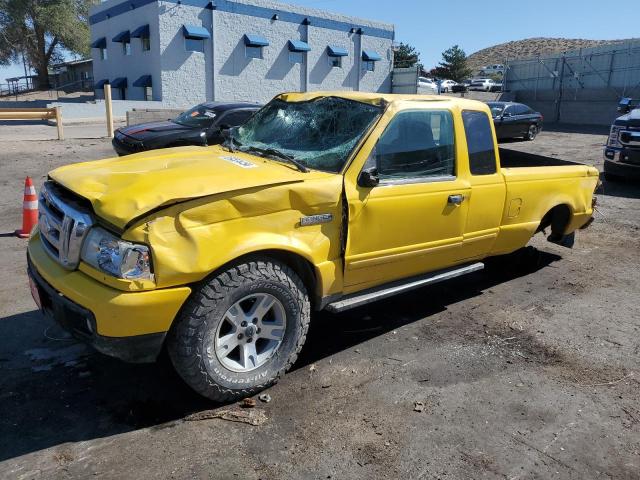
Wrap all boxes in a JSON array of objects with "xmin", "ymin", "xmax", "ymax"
[{"xmin": 0, "ymin": 122, "xmax": 638, "ymax": 480}]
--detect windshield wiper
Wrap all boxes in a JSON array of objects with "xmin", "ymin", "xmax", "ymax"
[
  {"xmin": 240, "ymin": 146, "xmax": 308, "ymax": 173},
  {"xmin": 222, "ymin": 135, "xmax": 242, "ymax": 153}
]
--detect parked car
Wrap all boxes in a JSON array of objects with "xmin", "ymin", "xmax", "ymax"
[
  {"xmin": 481, "ymin": 64, "xmax": 505, "ymax": 75},
  {"xmin": 417, "ymin": 76, "xmax": 438, "ymax": 94},
  {"xmin": 469, "ymin": 78, "xmax": 497, "ymax": 91},
  {"xmin": 489, "ymin": 82, "xmax": 503, "ymax": 92},
  {"xmin": 112, "ymin": 102, "xmax": 261, "ymax": 155},
  {"xmin": 452, "ymin": 79, "xmax": 471, "ymax": 93},
  {"xmin": 487, "ymin": 101, "xmax": 543, "ymax": 141},
  {"xmin": 604, "ymin": 97, "xmax": 640, "ymax": 181},
  {"xmin": 439, "ymin": 79, "xmax": 458, "ymax": 93},
  {"xmin": 28, "ymin": 92, "xmax": 598, "ymax": 401}
]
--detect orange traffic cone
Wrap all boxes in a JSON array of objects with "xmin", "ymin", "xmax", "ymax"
[{"xmin": 15, "ymin": 177, "xmax": 38, "ymax": 238}]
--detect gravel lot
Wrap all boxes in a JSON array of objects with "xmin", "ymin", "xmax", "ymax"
[{"xmin": 0, "ymin": 122, "xmax": 638, "ymax": 479}]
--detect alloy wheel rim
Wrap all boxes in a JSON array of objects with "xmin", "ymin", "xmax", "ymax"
[{"xmin": 212, "ymin": 293, "xmax": 287, "ymax": 373}]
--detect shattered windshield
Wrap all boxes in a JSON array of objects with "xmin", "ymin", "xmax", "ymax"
[{"xmin": 232, "ymin": 97, "xmax": 383, "ymax": 173}]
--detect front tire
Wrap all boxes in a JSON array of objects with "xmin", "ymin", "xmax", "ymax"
[{"xmin": 168, "ymin": 258, "xmax": 311, "ymax": 402}]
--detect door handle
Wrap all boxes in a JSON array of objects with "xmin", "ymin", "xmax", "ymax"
[{"xmin": 448, "ymin": 194, "xmax": 464, "ymax": 205}]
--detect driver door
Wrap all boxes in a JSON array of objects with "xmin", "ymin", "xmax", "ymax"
[{"xmin": 343, "ymin": 107, "xmax": 470, "ymax": 291}]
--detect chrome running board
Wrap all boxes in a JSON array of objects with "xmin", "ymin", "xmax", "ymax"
[{"xmin": 326, "ymin": 262, "xmax": 484, "ymax": 313}]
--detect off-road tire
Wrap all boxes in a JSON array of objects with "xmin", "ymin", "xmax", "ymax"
[{"xmin": 167, "ymin": 257, "xmax": 311, "ymax": 402}]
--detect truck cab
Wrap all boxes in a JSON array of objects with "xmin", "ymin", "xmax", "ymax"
[{"xmin": 604, "ymin": 97, "xmax": 640, "ymax": 180}]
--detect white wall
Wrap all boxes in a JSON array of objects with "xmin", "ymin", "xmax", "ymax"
[
  {"xmin": 90, "ymin": 2, "xmax": 162, "ymax": 101},
  {"xmin": 157, "ymin": 1, "xmax": 213, "ymax": 108},
  {"xmin": 89, "ymin": 0, "xmax": 394, "ymax": 106}
]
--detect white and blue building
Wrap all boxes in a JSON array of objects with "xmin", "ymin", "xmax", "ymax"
[{"xmin": 89, "ymin": 0, "xmax": 395, "ymax": 107}]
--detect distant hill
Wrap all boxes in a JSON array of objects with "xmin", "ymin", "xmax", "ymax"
[{"xmin": 467, "ymin": 37, "xmax": 631, "ymax": 73}]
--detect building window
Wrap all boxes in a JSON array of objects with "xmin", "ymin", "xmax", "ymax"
[
  {"xmin": 100, "ymin": 48, "xmax": 108, "ymax": 60},
  {"xmin": 289, "ymin": 51, "xmax": 304, "ymax": 64},
  {"xmin": 329, "ymin": 56, "xmax": 342, "ymax": 68},
  {"xmin": 123, "ymin": 40, "xmax": 131, "ymax": 56},
  {"xmin": 186, "ymin": 37, "xmax": 204, "ymax": 53},
  {"xmin": 364, "ymin": 60, "xmax": 375, "ymax": 72},
  {"xmin": 142, "ymin": 37, "xmax": 150, "ymax": 51},
  {"xmin": 246, "ymin": 45, "xmax": 263, "ymax": 59},
  {"xmin": 144, "ymin": 86, "xmax": 152, "ymax": 101}
]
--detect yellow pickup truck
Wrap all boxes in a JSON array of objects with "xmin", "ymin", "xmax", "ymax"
[{"xmin": 27, "ymin": 92, "xmax": 598, "ymax": 400}]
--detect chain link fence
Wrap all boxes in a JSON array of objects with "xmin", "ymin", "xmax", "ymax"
[{"xmin": 504, "ymin": 40, "xmax": 640, "ymax": 125}]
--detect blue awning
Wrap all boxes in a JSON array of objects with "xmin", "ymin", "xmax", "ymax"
[
  {"xmin": 288, "ymin": 40, "xmax": 311, "ymax": 52},
  {"xmin": 362, "ymin": 50, "xmax": 382, "ymax": 62},
  {"xmin": 131, "ymin": 24, "xmax": 150, "ymax": 38},
  {"xmin": 112, "ymin": 31, "xmax": 130, "ymax": 43},
  {"xmin": 244, "ymin": 34, "xmax": 269, "ymax": 47},
  {"xmin": 183, "ymin": 25, "xmax": 210, "ymax": 39},
  {"xmin": 90, "ymin": 37, "xmax": 107, "ymax": 49},
  {"xmin": 94, "ymin": 79, "xmax": 109, "ymax": 89},
  {"xmin": 133, "ymin": 75, "xmax": 152, "ymax": 87},
  {"xmin": 111, "ymin": 77, "xmax": 127, "ymax": 88},
  {"xmin": 327, "ymin": 45, "xmax": 348, "ymax": 57}
]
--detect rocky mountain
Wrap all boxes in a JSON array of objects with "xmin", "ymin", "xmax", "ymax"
[{"xmin": 467, "ymin": 37, "xmax": 631, "ymax": 72}]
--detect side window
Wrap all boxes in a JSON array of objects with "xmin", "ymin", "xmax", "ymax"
[
  {"xmin": 503, "ymin": 105, "xmax": 513, "ymax": 117},
  {"xmin": 462, "ymin": 110, "xmax": 497, "ymax": 175},
  {"xmin": 375, "ymin": 110, "xmax": 455, "ymax": 182},
  {"xmin": 514, "ymin": 104, "xmax": 528, "ymax": 115},
  {"xmin": 218, "ymin": 111, "xmax": 253, "ymax": 128}
]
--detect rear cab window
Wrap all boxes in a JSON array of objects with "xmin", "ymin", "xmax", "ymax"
[
  {"xmin": 374, "ymin": 109, "xmax": 456, "ymax": 183},
  {"xmin": 462, "ymin": 110, "xmax": 497, "ymax": 175}
]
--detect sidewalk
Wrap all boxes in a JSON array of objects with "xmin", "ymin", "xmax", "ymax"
[{"xmin": 0, "ymin": 120, "xmax": 125, "ymax": 141}]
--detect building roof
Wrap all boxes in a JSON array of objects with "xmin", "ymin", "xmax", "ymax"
[{"xmin": 89, "ymin": 0, "xmax": 394, "ymax": 39}]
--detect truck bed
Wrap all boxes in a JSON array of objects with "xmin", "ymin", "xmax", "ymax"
[{"xmin": 498, "ymin": 147, "xmax": 584, "ymax": 168}]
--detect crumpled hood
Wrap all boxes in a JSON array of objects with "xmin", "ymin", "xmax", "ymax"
[{"xmin": 49, "ymin": 146, "xmax": 308, "ymax": 229}]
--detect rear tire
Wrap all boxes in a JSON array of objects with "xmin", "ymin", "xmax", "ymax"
[
  {"xmin": 168, "ymin": 258, "xmax": 311, "ymax": 402},
  {"xmin": 526, "ymin": 124, "xmax": 538, "ymax": 141}
]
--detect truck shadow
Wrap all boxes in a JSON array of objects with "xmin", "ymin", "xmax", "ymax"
[
  {"xmin": 598, "ymin": 172, "xmax": 640, "ymax": 199},
  {"xmin": 0, "ymin": 247, "xmax": 560, "ymax": 462}
]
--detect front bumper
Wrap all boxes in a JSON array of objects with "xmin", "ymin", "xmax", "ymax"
[
  {"xmin": 604, "ymin": 148, "xmax": 640, "ymax": 179},
  {"xmin": 27, "ymin": 233, "xmax": 191, "ymax": 362},
  {"xmin": 111, "ymin": 134, "xmax": 145, "ymax": 156}
]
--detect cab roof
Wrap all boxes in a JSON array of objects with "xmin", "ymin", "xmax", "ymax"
[{"xmin": 276, "ymin": 91, "xmax": 489, "ymax": 110}]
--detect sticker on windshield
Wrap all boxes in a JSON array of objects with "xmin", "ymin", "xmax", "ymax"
[
  {"xmin": 203, "ymin": 111, "xmax": 216, "ymax": 118},
  {"xmin": 220, "ymin": 156, "xmax": 257, "ymax": 169}
]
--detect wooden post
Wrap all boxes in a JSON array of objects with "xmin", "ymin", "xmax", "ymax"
[
  {"xmin": 104, "ymin": 84, "xmax": 114, "ymax": 138},
  {"xmin": 54, "ymin": 106, "xmax": 64, "ymax": 140}
]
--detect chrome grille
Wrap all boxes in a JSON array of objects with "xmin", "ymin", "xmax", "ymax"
[{"xmin": 38, "ymin": 181, "xmax": 93, "ymax": 270}]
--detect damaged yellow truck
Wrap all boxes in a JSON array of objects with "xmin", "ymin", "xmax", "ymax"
[{"xmin": 27, "ymin": 92, "xmax": 599, "ymax": 400}]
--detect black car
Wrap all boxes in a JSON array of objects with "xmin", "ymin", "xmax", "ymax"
[
  {"xmin": 487, "ymin": 101, "xmax": 543, "ymax": 141},
  {"xmin": 112, "ymin": 101, "xmax": 261, "ymax": 155},
  {"xmin": 604, "ymin": 98, "xmax": 640, "ymax": 181}
]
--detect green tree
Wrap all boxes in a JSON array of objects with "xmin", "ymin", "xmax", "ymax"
[
  {"xmin": 393, "ymin": 42, "xmax": 420, "ymax": 68},
  {"xmin": 434, "ymin": 45, "xmax": 472, "ymax": 82},
  {"xmin": 0, "ymin": 0, "xmax": 95, "ymax": 89}
]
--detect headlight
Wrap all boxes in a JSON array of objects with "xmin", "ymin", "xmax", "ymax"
[
  {"xmin": 608, "ymin": 126, "xmax": 623, "ymax": 147},
  {"xmin": 81, "ymin": 227, "xmax": 153, "ymax": 280}
]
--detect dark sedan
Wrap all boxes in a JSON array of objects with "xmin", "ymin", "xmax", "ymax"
[
  {"xmin": 487, "ymin": 102, "xmax": 543, "ymax": 141},
  {"xmin": 112, "ymin": 102, "xmax": 261, "ymax": 155}
]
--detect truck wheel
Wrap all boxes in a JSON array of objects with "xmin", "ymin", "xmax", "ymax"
[
  {"xmin": 526, "ymin": 124, "xmax": 538, "ymax": 141},
  {"xmin": 168, "ymin": 258, "xmax": 311, "ymax": 401}
]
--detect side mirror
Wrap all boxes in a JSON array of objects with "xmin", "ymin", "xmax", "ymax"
[{"xmin": 358, "ymin": 167, "xmax": 379, "ymax": 188}]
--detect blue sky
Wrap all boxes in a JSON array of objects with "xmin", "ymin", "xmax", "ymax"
[{"xmin": 2, "ymin": 0, "xmax": 637, "ymax": 83}]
